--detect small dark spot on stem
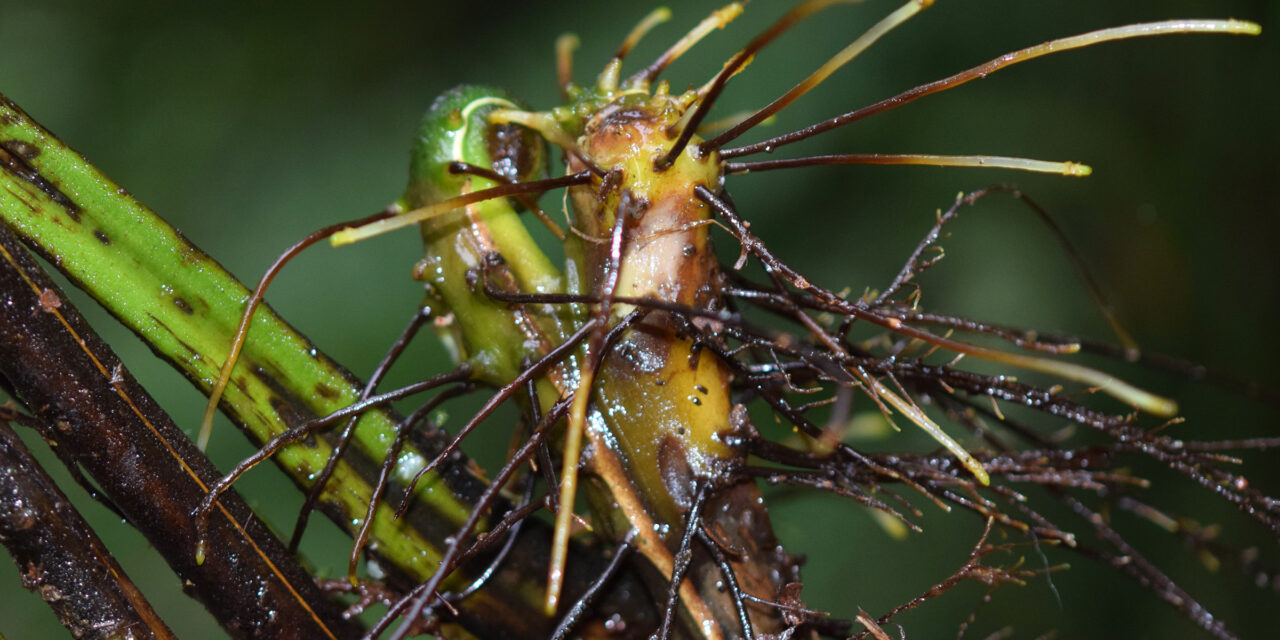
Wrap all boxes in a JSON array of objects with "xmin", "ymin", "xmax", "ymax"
[
  {"xmin": 314, "ymin": 383, "xmax": 339, "ymax": 400},
  {"xmin": 3, "ymin": 140, "xmax": 39, "ymax": 160},
  {"xmin": 93, "ymin": 229, "xmax": 111, "ymax": 246},
  {"xmin": 0, "ymin": 143, "xmax": 82, "ymax": 221},
  {"xmin": 173, "ymin": 297, "xmax": 193, "ymax": 314}
]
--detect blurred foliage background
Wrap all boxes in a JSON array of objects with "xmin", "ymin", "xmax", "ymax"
[{"xmin": 1, "ymin": 0, "xmax": 1277, "ymax": 637}]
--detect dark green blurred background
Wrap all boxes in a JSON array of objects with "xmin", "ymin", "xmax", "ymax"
[{"xmin": 1, "ymin": 1, "xmax": 1277, "ymax": 637}]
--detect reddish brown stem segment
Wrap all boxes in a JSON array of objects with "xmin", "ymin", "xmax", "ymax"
[{"xmin": 0, "ymin": 420, "xmax": 178, "ymax": 640}]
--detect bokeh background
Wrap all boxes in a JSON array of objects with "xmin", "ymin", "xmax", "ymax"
[{"xmin": 1, "ymin": 0, "xmax": 1277, "ymax": 637}]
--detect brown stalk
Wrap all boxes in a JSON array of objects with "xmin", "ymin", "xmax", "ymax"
[
  {"xmin": 0, "ymin": 419, "xmax": 177, "ymax": 640},
  {"xmin": 0, "ymin": 225, "xmax": 362, "ymax": 639}
]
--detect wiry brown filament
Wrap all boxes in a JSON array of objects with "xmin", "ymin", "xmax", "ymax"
[
  {"xmin": 397, "ymin": 319, "xmax": 599, "ymax": 516},
  {"xmin": 449, "ymin": 161, "xmax": 567, "ymax": 239},
  {"xmin": 654, "ymin": 0, "xmax": 857, "ymax": 170},
  {"xmin": 291, "ymin": 307, "xmax": 435, "ymax": 552},
  {"xmin": 197, "ymin": 207, "xmax": 396, "ymax": 451},
  {"xmin": 873, "ymin": 185, "xmax": 1135, "ymax": 356},
  {"xmin": 192, "ymin": 366, "xmax": 473, "ymax": 556},
  {"xmin": 331, "ymin": 171, "xmax": 592, "ymax": 246},
  {"xmin": 700, "ymin": 0, "xmax": 934, "ymax": 154},
  {"xmin": 696, "ymin": 185, "xmax": 1176, "ymax": 415},
  {"xmin": 722, "ymin": 19, "xmax": 1260, "ymax": 159},
  {"xmin": 726, "ymin": 153, "xmax": 1091, "ymax": 177},
  {"xmin": 549, "ymin": 535, "xmax": 638, "ymax": 640},
  {"xmin": 381, "ymin": 398, "xmax": 570, "ymax": 640},
  {"xmin": 348, "ymin": 383, "xmax": 472, "ymax": 584},
  {"xmin": 626, "ymin": 2, "xmax": 747, "ymax": 89}
]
